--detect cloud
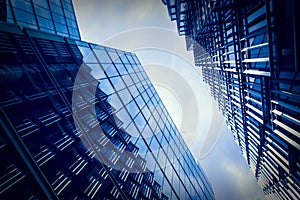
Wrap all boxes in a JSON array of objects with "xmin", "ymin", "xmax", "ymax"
[
  {"xmin": 200, "ymin": 127, "xmax": 265, "ymax": 200},
  {"xmin": 73, "ymin": 0, "xmax": 175, "ymax": 44}
]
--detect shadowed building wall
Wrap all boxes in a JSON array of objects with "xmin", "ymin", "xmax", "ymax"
[{"xmin": 162, "ymin": 0, "xmax": 300, "ymax": 199}]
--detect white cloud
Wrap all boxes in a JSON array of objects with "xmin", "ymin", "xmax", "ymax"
[{"xmin": 200, "ymin": 127, "xmax": 265, "ymax": 200}]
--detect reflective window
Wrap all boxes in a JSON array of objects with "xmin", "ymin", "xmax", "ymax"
[
  {"xmin": 122, "ymin": 74, "xmax": 133, "ymax": 87},
  {"xmin": 126, "ymin": 54, "xmax": 135, "ymax": 64},
  {"xmin": 66, "ymin": 18, "xmax": 76, "ymax": 27},
  {"xmin": 37, "ymin": 16, "xmax": 54, "ymax": 30},
  {"xmin": 120, "ymin": 54, "xmax": 129, "ymax": 64},
  {"xmin": 117, "ymin": 88, "xmax": 131, "ymax": 105},
  {"xmin": 55, "ymin": 24, "xmax": 68, "ymax": 35},
  {"xmin": 94, "ymin": 49, "xmax": 111, "ymax": 64},
  {"xmin": 141, "ymin": 105, "xmax": 150, "ymax": 121},
  {"xmin": 78, "ymin": 46, "xmax": 98, "ymax": 63},
  {"xmin": 112, "ymin": 77, "xmax": 125, "ymax": 92},
  {"xmin": 134, "ymin": 112, "xmax": 146, "ymax": 132},
  {"xmin": 13, "ymin": 9, "xmax": 36, "ymax": 25},
  {"xmin": 116, "ymin": 109, "xmax": 131, "ymax": 129},
  {"xmin": 114, "ymin": 63, "xmax": 127, "ymax": 75},
  {"xmin": 107, "ymin": 50, "xmax": 119, "ymax": 63},
  {"xmin": 52, "ymin": 13, "xmax": 66, "ymax": 24},
  {"xmin": 99, "ymin": 79, "xmax": 114, "ymax": 95},
  {"xmin": 129, "ymin": 73, "xmax": 140, "ymax": 84},
  {"xmin": 134, "ymin": 95, "xmax": 145, "ymax": 110},
  {"xmin": 34, "ymin": 5, "xmax": 51, "ymax": 18},
  {"xmin": 87, "ymin": 64, "xmax": 105, "ymax": 79},
  {"xmin": 32, "ymin": 0, "xmax": 48, "ymax": 8},
  {"xmin": 68, "ymin": 27, "xmax": 79, "ymax": 37},
  {"xmin": 49, "ymin": 2, "xmax": 63, "ymax": 15},
  {"xmin": 104, "ymin": 64, "xmax": 119, "ymax": 77},
  {"xmin": 127, "ymin": 100, "xmax": 139, "ymax": 118},
  {"xmin": 62, "ymin": 0, "xmax": 73, "ymax": 11}
]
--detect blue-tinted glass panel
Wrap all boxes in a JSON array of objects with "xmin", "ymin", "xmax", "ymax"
[
  {"xmin": 134, "ymin": 112, "xmax": 146, "ymax": 132},
  {"xmin": 37, "ymin": 16, "xmax": 54, "ymax": 30},
  {"xmin": 107, "ymin": 49, "xmax": 120, "ymax": 63},
  {"xmin": 77, "ymin": 46, "xmax": 98, "ymax": 63},
  {"xmin": 66, "ymin": 18, "xmax": 76, "ymax": 28},
  {"xmin": 114, "ymin": 63, "xmax": 127, "ymax": 75},
  {"xmin": 52, "ymin": 13, "xmax": 66, "ymax": 24},
  {"xmin": 127, "ymin": 100, "xmax": 139, "ymax": 118},
  {"xmin": 34, "ymin": 5, "xmax": 51, "ymax": 18},
  {"xmin": 62, "ymin": 0, "xmax": 73, "ymax": 11},
  {"xmin": 121, "ymin": 74, "xmax": 133, "ymax": 87},
  {"xmin": 11, "ymin": 0, "xmax": 33, "ymax": 12},
  {"xmin": 94, "ymin": 49, "xmax": 112, "ymax": 64},
  {"xmin": 54, "ymin": 23, "xmax": 68, "ymax": 34},
  {"xmin": 112, "ymin": 77, "xmax": 125, "ymax": 92},
  {"xmin": 32, "ymin": 0, "xmax": 49, "ymax": 9},
  {"xmin": 64, "ymin": 9, "xmax": 75, "ymax": 20},
  {"xmin": 126, "ymin": 53, "xmax": 135, "ymax": 64},
  {"xmin": 68, "ymin": 27, "xmax": 79, "ymax": 37},
  {"xmin": 13, "ymin": 9, "xmax": 37, "ymax": 25},
  {"xmin": 118, "ymin": 53, "xmax": 129, "ymax": 64},
  {"xmin": 99, "ymin": 79, "xmax": 115, "ymax": 95},
  {"xmin": 117, "ymin": 88, "xmax": 132, "ymax": 105},
  {"xmin": 104, "ymin": 64, "xmax": 119, "ymax": 77},
  {"xmin": 116, "ymin": 109, "xmax": 132, "ymax": 129},
  {"xmin": 49, "ymin": 2, "xmax": 63, "ymax": 15}
]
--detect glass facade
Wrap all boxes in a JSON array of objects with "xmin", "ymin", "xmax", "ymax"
[
  {"xmin": 0, "ymin": 0, "xmax": 80, "ymax": 39},
  {"xmin": 162, "ymin": 0, "xmax": 300, "ymax": 199},
  {"xmin": 0, "ymin": 1, "xmax": 214, "ymax": 199}
]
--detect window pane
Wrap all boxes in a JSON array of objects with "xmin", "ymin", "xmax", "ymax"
[
  {"xmin": 37, "ymin": 16, "xmax": 54, "ymax": 30},
  {"xmin": 50, "ymin": 2, "xmax": 63, "ymax": 15},
  {"xmin": 14, "ymin": 9, "xmax": 37, "ymax": 25},
  {"xmin": 34, "ymin": 5, "xmax": 51, "ymax": 18},
  {"xmin": 94, "ymin": 49, "xmax": 111, "ymax": 64},
  {"xmin": 99, "ymin": 79, "xmax": 114, "ymax": 95},
  {"xmin": 33, "ymin": 0, "xmax": 48, "ymax": 9}
]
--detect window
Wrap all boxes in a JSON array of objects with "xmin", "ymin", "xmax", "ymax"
[
  {"xmin": 34, "ymin": 5, "xmax": 51, "ymax": 18},
  {"xmin": 13, "ymin": 8, "xmax": 37, "ymax": 26},
  {"xmin": 84, "ymin": 177, "xmax": 102, "ymax": 199},
  {"xmin": 110, "ymin": 186, "xmax": 120, "ymax": 198},
  {"xmin": 37, "ymin": 16, "xmax": 54, "ymax": 30},
  {"xmin": 99, "ymin": 79, "xmax": 114, "ymax": 95},
  {"xmin": 94, "ymin": 49, "xmax": 111, "ymax": 64}
]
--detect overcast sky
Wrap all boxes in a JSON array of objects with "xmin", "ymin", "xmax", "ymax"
[{"xmin": 73, "ymin": 0, "xmax": 265, "ymax": 199}]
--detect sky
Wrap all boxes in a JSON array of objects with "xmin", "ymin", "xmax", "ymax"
[{"xmin": 72, "ymin": 0, "xmax": 266, "ymax": 199}]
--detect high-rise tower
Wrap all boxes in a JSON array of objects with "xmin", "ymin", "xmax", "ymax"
[
  {"xmin": 0, "ymin": 0, "xmax": 80, "ymax": 39},
  {"xmin": 162, "ymin": 0, "xmax": 300, "ymax": 199},
  {"xmin": 0, "ymin": 0, "xmax": 214, "ymax": 199}
]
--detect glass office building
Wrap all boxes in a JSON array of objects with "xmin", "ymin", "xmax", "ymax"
[
  {"xmin": 0, "ymin": 0, "xmax": 214, "ymax": 199},
  {"xmin": 0, "ymin": 0, "xmax": 80, "ymax": 39},
  {"xmin": 162, "ymin": 0, "xmax": 300, "ymax": 199}
]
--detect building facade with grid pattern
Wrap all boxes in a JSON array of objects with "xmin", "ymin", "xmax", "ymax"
[
  {"xmin": 162, "ymin": 0, "xmax": 300, "ymax": 199},
  {"xmin": 0, "ymin": 0, "xmax": 214, "ymax": 199},
  {"xmin": 0, "ymin": 0, "xmax": 80, "ymax": 39}
]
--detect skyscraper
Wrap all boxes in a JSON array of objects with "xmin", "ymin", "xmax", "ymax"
[
  {"xmin": 0, "ymin": 0, "xmax": 214, "ymax": 199},
  {"xmin": 0, "ymin": 0, "xmax": 80, "ymax": 39},
  {"xmin": 163, "ymin": 0, "xmax": 299, "ymax": 199}
]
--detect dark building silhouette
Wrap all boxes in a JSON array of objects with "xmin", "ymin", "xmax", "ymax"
[
  {"xmin": 163, "ymin": 0, "xmax": 299, "ymax": 199},
  {"xmin": 0, "ymin": 0, "xmax": 214, "ymax": 199}
]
